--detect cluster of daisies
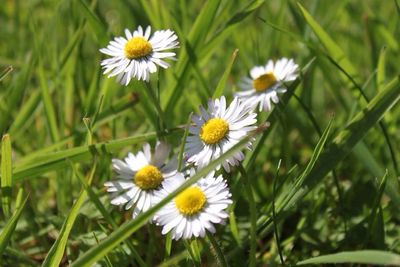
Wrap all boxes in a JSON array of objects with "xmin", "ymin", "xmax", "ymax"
[{"xmin": 101, "ymin": 26, "xmax": 298, "ymax": 240}]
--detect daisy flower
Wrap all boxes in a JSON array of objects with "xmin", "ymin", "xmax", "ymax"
[
  {"xmin": 105, "ymin": 142, "xmax": 180, "ymax": 219},
  {"xmin": 100, "ymin": 25, "xmax": 179, "ymax": 85},
  {"xmin": 236, "ymin": 58, "xmax": 298, "ymax": 111},
  {"xmin": 154, "ymin": 170, "xmax": 232, "ymax": 240},
  {"xmin": 185, "ymin": 96, "xmax": 257, "ymax": 172}
]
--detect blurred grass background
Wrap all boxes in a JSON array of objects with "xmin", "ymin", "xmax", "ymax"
[{"xmin": 0, "ymin": 0, "xmax": 399, "ymax": 266}]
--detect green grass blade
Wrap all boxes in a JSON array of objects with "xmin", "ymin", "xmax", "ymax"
[
  {"xmin": 38, "ymin": 63, "xmax": 60, "ymax": 142},
  {"xmin": 291, "ymin": 76, "xmax": 399, "ymax": 209},
  {"xmin": 1, "ymin": 134, "xmax": 12, "ymax": 218},
  {"xmin": 297, "ymin": 250, "xmax": 400, "ymax": 265},
  {"xmin": 199, "ymin": 0, "xmax": 265, "ymax": 61},
  {"xmin": 4, "ymin": 247, "xmax": 37, "ymax": 266},
  {"xmin": 8, "ymin": 90, "xmax": 41, "ymax": 137},
  {"xmin": 177, "ymin": 113, "xmax": 192, "ymax": 171},
  {"xmin": 70, "ymin": 126, "xmax": 264, "ymax": 267},
  {"xmin": 0, "ymin": 66, "xmax": 13, "ymax": 82},
  {"xmin": 41, "ymin": 163, "xmax": 96, "ymax": 267},
  {"xmin": 259, "ymin": 75, "xmax": 400, "ymax": 236},
  {"xmin": 213, "ymin": 49, "xmax": 239, "ymax": 98},
  {"xmin": 278, "ymin": 118, "xmax": 333, "ymax": 212},
  {"xmin": 165, "ymin": 0, "xmax": 221, "ymax": 113},
  {"xmin": 297, "ymin": 3, "xmax": 358, "ymax": 81},
  {"xmin": 377, "ymin": 47, "xmax": 386, "ymax": 91},
  {"xmin": 74, "ymin": 162, "xmax": 147, "ymax": 267},
  {"xmin": 13, "ymin": 128, "xmax": 181, "ymax": 181},
  {"xmin": 238, "ymin": 164, "xmax": 257, "ymax": 267},
  {"xmin": 77, "ymin": 0, "xmax": 108, "ymax": 44},
  {"xmin": 206, "ymin": 232, "xmax": 228, "ymax": 267},
  {"xmin": 0, "ymin": 189, "xmax": 28, "ymax": 255}
]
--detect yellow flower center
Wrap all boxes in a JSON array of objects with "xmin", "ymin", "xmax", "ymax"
[
  {"xmin": 252, "ymin": 72, "xmax": 277, "ymax": 92},
  {"xmin": 134, "ymin": 165, "xmax": 163, "ymax": 190},
  {"xmin": 175, "ymin": 187, "xmax": 206, "ymax": 216},
  {"xmin": 124, "ymin": 37, "xmax": 152, "ymax": 59},
  {"xmin": 199, "ymin": 118, "xmax": 229, "ymax": 145}
]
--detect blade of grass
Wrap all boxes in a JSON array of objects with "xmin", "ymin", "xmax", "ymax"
[
  {"xmin": 165, "ymin": 0, "xmax": 221, "ymax": 113},
  {"xmin": 297, "ymin": 250, "xmax": 400, "ymax": 265},
  {"xmin": 206, "ymin": 232, "xmax": 228, "ymax": 267},
  {"xmin": 4, "ymin": 247, "xmax": 37, "ymax": 266},
  {"xmin": 0, "ymin": 53, "xmax": 36, "ymax": 133},
  {"xmin": 376, "ymin": 47, "xmax": 386, "ymax": 91},
  {"xmin": 0, "ymin": 66, "xmax": 13, "ymax": 82},
  {"xmin": 70, "ymin": 126, "xmax": 265, "ymax": 267},
  {"xmin": 8, "ymin": 90, "xmax": 41, "ymax": 137},
  {"xmin": 77, "ymin": 0, "xmax": 108, "ymax": 44},
  {"xmin": 41, "ymin": 162, "xmax": 96, "ymax": 267},
  {"xmin": 75, "ymin": 162, "xmax": 147, "ymax": 267},
  {"xmin": 1, "ymin": 134, "xmax": 12, "ymax": 218},
  {"xmin": 326, "ymin": 55, "xmax": 399, "ymax": 175},
  {"xmin": 237, "ymin": 164, "xmax": 256, "ymax": 267},
  {"xmin": 13, "ymin": 128, "xmax": 182, "ymax": 181},
  {"xmin": 297, "ymin": 3, "xmax": 358, "ymax": 81},
  {"xmin": 259, "ymin": 75, "xmax": 400, "ymax": 238},
  {"xmin": 177, "ymin": 113, "xmax": 192, "ymax": 171},
  {"xmin": 213, "ymin": 49, "xmax": 239, "ymax": 98},
  {"xmin": 198, "ymin": 0, "xmax": 265, "ymax": 61},
  {"xmin": 0, "ymin": 189, "xmax": 28, "ymax": 255},
  {"xmin": 38, "ymin": 63, "xmax": 60, "ymax": 143}
]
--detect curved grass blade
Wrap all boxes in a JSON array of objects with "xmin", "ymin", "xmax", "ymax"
[
  {"xmin": 199, "ymin": 0, "xmax": 265, "ymax": 61},
  {"xmin": 297, "ymin": 250, "xmax": 400, "ymax": 265},
  {"xmin": 206, "ymin": 232, "xmax": 228, "ymax": 267},
  {"xmin": 0, "ymin": 66, "xmax": 13, "ymax": 82},
  {"xmin": 165, "ymin": 0, "xmax": 221, "ymax": 114},
  {"xmin": 0, "ymin": 189, "xmax": 28, "ymax": 255},
  {"xmin": 297, "ymin": 3, "xmax": 358, "ymax": 81},
  {"xmin": 1, "ymin": 134, "xmax": 12, "ymax": 218},
  {"xmin": 70, "ymin": 126, "xmax": 265, "ymax": 267},
  {"xmin": 41, "ymin": 163, "xmax": 96, "ymax": 267},
  {"xmin": 326, "ymin": 55, "xmax": 399, "ymax": 175},
  {"xmin": 377, "ymin": 47, "xmax": 386, "ymax": 91},
  {"xmin": 38, "ymin": 63, "xmax": 60, "ymax": 143},
  {"xmin": 75, "ymin": 163, "xmax": 147, "ymax": 267},
  {"xmin": 237, "ymin": 164, "xmax": 257, "ymax": 267},
  {"xmin": 77, "ymin": 0, "xmax": 108, "ymax": 44},
  {"xmin": 13, "ymin": 128, "xmax": 182, "ymax": 181},
  {"xmin": 213, "ymin": 49, "xmax": 239, "ymax": 98},
  {"xmin": 258, "ymin": 75, "xmax": 400, "ymax": 237}
]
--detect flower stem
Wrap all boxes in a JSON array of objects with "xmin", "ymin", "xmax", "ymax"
[
  {"xmin": 238, "ymin": 164, "xmax": 257, "ymax": 267},
  {"xmin": 206, "ymin": 231, "xmax": 228, "ymax": 267},
  {"xmin": 144, "ymin": 82, "xmax": 167, "ymax": 135}
]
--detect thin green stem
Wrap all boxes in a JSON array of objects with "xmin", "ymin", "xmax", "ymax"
[
  {"xmin": 238, "ymin": 164, "xmax": 256, "ymax": 267},
  {"xmin": 206, "ymin": 231, "xmax": 228, "ymax": 267},
  {"xmin": 144, "ymin": 82, "xmax": 167, "ymax": 134},
  {"xmin": 183, "ymin": 240, "xmax": 201, "ymax": 267},
  {"xmin": 177, "ymin": 113, "xmax": 192, "ymax": 171},
  {"xmin": 272, "ymin": 160, "xmax": 285, "ymax": 265}
]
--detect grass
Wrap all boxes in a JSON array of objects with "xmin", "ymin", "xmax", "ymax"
[{"xmin": 0, "ymin": 0, "xmax": 400, "ymax": 266}]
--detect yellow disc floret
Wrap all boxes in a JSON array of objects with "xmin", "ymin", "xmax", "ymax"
[
  {"xmin": 175, "ymin": 187, "xmax": 206, "ymax": 216},
  {"xmin": 134, "ymin": 165, "xmax": 163, "ymax": 190},
  {"xmin": 252, "ymin": 72, "xmax": 277, "ymax": 92},
  {"xmin": 124, "ymin": 37, "xmax": 152, "ymax": 59},
  {"xmin": 199, "ymin": 118, "xmax": 229, "ymax": 145}
]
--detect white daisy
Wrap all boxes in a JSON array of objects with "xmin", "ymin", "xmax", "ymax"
[
  {"xmin": 236, "ymin": 58, "xmax": 298, "ymax": 111},
  {"xmin": 100, "ymin": 25, "xmax": 179, "ymax": 85},
  {"xmin": 154, "ymin": 170, "xmax": 232, "ymax": 240},
  {"xmin": 185, "ymin": 96, "xmax": 257, "ymax": 172},
  {"xmin": 104, "ymin": 142, "xmax": 180, "ymax": 219}
]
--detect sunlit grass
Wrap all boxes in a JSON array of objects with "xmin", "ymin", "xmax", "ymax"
[{"xmin": 0, "ymin": 0, "xmax": 399, "ymax": 266}]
